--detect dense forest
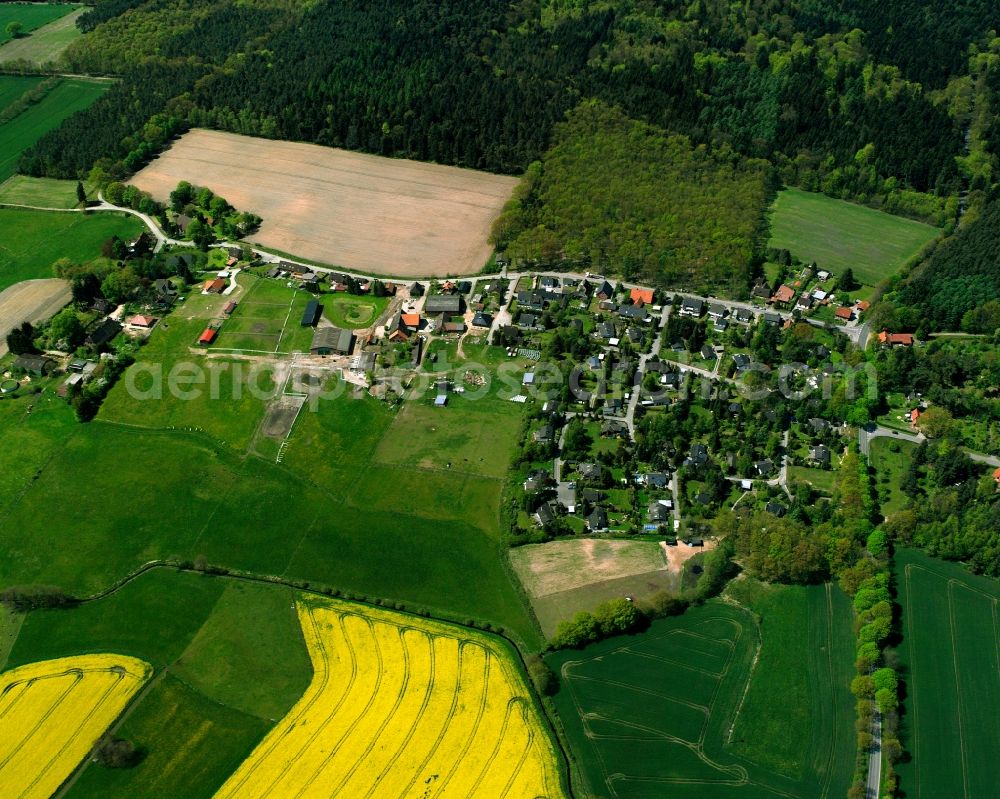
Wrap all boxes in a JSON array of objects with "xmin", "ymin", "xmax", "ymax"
[
  {"xmin": 22, "ymin": 0, "xmax": 975, "ymax": 196},
  {"xmin": 494, "ymin": 101, "xmax": 772, "ymax": 294},
  {"xmin": 14, "ymin": 0, "xmax": 1000, "ymax": 309}
]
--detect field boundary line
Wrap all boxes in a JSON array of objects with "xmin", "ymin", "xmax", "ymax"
[
  {"xmin": 946, "ymin": 580, "xmax": 971, "ymax": 799},
  {"xmin": 819, "ymin": 582, "xmax": 838, "ymax": 799},
  {"xmin": 903, "ymin": 564, "xmax": 922, "ymax": 799}
]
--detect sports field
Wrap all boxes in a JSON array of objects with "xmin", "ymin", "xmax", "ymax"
[
  {"xmin": 0, "ymin": 207, "xmax": 143, "ymax": 291},
  {"xmin": 131, "ymin": 129, "xmax": 519, "ymax": 276},
  {"xmin": 769, "ymin": 188, "xmax": 938, "ymax": 287},
  {"xmin": 0, "ymin": 76, "xmax": 109, "ymax": 179},
  {"xmin": 215, "ymin": 598, "xmax": 567, "ymax": 799},
  {"xmin": 548, "ymin": 584, "xmax": 855, "ymax": 799},
  {"xmin": 0, "ymin": 3, "xmax": 77, "ymax": 45},
  {"xmin": 895, "ymin": 548, "xmax": 1000, "ymax": 799},
  {"xmin": 0, "ymin": 653, "xmax": 151, "ymax": 799},
  {"xmin": 0, "ymin": 6, "xmax": 86, "ymax": 64}
]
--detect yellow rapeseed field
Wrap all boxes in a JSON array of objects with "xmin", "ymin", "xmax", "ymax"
[
  {"xmin": 215, "ymin": 599, "xmax": 567, "ymax": 799},
  {"xmin": 0, "ymin": 654, "xmax": 151, "ymax": 799}
]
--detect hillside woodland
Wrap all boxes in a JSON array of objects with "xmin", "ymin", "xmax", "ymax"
[{"xmin": 12, "ymin": 0, "xmax": 1000, "ymax": 309}]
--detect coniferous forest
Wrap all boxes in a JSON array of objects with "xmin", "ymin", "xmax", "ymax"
[{"xmin": 13, "ymin": 0, "xmax": 1000, "ymax": 313}]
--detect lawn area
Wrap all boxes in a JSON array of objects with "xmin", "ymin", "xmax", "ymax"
[
  {"xmin": 0, "ymin": 74, "xmax": 44, "ymax": 108},
  {"xmin": 869, "ymin": 437, "xmax": 917, "ymax": 517},
  {"xmin": 0, "ymin": 3, "xmax": 76, "ymax": 44},
  {"xmin": 0, "ymin": 6, "xmax": 86, "ymax": 64},
  {"xmin": 0, "ymin": 207, "xmax": 143, "ymax": 290},
  {"xmin": 0, "ymin": 76, "xmax": 110, "ymax": 179},
  {"xmin": 0, "ymin": 175, "xmax": 87, "ymax": 208},
  {"xmin": 98, "ymin": 306, "xmax": 276, "ymax": 451},
  {"xmin": 324, "ymin": 292, "xmax": 390, "ymax": 329},
  {"xmin": 769, "ymin": 188, "xmax": 939, "ymax": 287},
  {"xmin": 547, "ymin": 588, "xmax": 855, "ymax": 799},
  {"xmin": 895, "ymin": 549, "xmax": 1000, "ymax": 799},
  {"xmin": 788, "ymin": 464, "xmax": 837, "ymax": 494}
]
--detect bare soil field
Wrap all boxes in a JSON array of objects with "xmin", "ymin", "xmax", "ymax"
[
  {"xmin": 131, "ymin": 130, "xmax": 519, "ymax": 277},
  {"xmin": 510, "ymin": 538, "xmax": 669, "ymax": 598},
  {"xmin": 0, "ymin": 278, "xmax": 70, "ymax": 356}
]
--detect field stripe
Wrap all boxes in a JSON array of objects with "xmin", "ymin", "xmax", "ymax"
[
  {"xmin": 18, "ymin": 669, "xmax": 124, "ymax": 798},
  {"xmin": 319, "ymin": 622, "xmax": 412, "ymax": 797},
  {"xmin": 361, "ymin": 629, "xmax": 437, "ymax": 798}
]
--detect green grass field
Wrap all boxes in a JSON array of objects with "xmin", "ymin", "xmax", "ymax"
[
  {"xmin": 869, "ymin": 437, "xmax": 917, "ymax": 517},
  {"xmin": 0, "ymin": 74, "xmax": 43, "ymax": 108},
  {"xmin": 0, "ymin": 207, "xmax": 143, "ymax": 290},
  {"xmin": 0, "ymin": 6, "xmax": 86, "ymax": 64},
  {"xmin": 547, "ymin": 584, "xmax": 855, "ymax": 799},
  {"xmin": 0, "ymin": 3, "xmax": 76, "ymax": 44},
  {"xmin": 374, "ymin": 387, "xmax": 524, "ymax": 480},
  {"xmin": 0, "ymin": 175, "xmax": 87, "ymax": 208},
  {"xmin": 769, "ymin": 188, "xmax": 939, "ymax": 287},
  {"xmin": 895, "ymin": 549, "xmax": 1000, "ymax": 799},
  {"xmin": 0, "ymin": 76, "xmax": 109, "ymax": 179}
]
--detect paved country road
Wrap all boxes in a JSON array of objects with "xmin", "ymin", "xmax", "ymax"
[{"xmin": 866, "ymin": 712, "xmax": 882, "ymax": 799}]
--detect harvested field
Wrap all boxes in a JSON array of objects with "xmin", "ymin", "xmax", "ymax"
[
  {"xmin": 214, "ymin": 597, "xmax": 567, "ymax": 798},
  {"xmin": 0, "ymin": 653, "xmax": 151, "ymax": 799},
  {"xmin": 0, "ymin": 278, "xmax": 70, "ymax": 356},
  {"xmin": 131, "ymin": 130, "xmax": 519, "ymax": 277}
]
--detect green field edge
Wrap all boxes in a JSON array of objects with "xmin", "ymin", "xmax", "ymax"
[{"xmin": 10, "ymin": 562, "xmax": 576, "ymax": 799}]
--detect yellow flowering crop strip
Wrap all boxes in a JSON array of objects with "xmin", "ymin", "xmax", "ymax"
[
  {"xmin": 215, "ymin": 598, "xmax": 567, "ymax": 799},
  {"xmin": 0, "ymin": 653, "xmax": 151, "ymax": 799}
]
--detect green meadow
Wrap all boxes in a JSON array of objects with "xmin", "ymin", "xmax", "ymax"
[
  {"xmin": 769, "ymin": 188, "xmax": 939, "ymax": 287},
  {"xmin": 0, "ymin": 207, "xmax": 143, "ymax": 290},
  {"xmin": 0, "ymin": 3, "xmax": 77, "ymax": 44},
  {"xmin": 5, "ymin": 569, "xmax": 310, "ymax": 799},
  {"xmin": 895, "ymin": 549, "xmax": 1000, "ymax": 799},
  {"xmin": 547, "ymin": 581, "xmax": 855, "ymax": 799}
]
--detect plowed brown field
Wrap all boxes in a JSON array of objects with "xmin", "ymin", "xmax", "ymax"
[{"xmin": 131, "ymin": 130, "xmax": 519, "ymax": 277}]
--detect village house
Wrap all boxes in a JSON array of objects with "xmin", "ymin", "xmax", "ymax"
[
  {"xmin": 835, "ymin": 306, "xmax": 854, "ymax": 322},
  {"xmin": 771, "ymin": 284, "xmax": 795, "ymax": 305},
  {"xmin": 679, "ymin": 297, "xmax": 704, "ymax": 317},
  {"xmin": 630, "ymin": 287, "xmax": 654, "ymax": 306},
  {"xmin": 878, "ymin": 331, "xmax": 914, "ymax": 347},
  {"xmin": 86, "ymin": 318, "xmax": 123, "ymax": 349}
]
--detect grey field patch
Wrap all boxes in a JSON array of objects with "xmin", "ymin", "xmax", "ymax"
[
  {"xmin": 0, "ymin": 278, "xmax": 71, "ymax": 357},
  {"xmin": 260, "ymin": 393, "xmax": 306, "ymax": 440}
]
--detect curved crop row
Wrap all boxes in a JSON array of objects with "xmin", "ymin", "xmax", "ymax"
[
  {"xmin": 0, "ymin": 654, "xmax": 151, "ymax": 799},
  {"xmin": 214, "ymin": 598, "xmax": 566, "ymax": 798}
]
